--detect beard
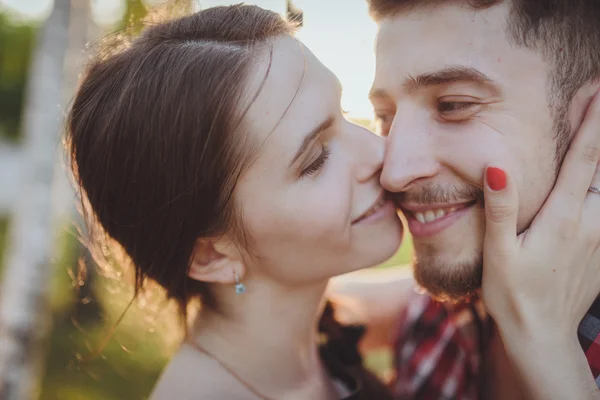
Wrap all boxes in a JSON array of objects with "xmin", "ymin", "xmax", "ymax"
[
  {"xmin": 394, "ymin": 182, "xmax": 486, "ymax": 302},
  {"xmin": 413, "ymin": 249, "xmax": 483, "ymax": 302}
]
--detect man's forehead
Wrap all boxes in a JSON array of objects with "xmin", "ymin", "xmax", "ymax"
[
  {"xmin": 375, "ymin": 1, "xmax": 509, "ymax": 34},
  {"xmin": 371, "ymin": 4, "xmax": 519, "ymax": 95},
  {"xmin": 374, "ymin": 2, "xmax": 509, "ymax": 61}
]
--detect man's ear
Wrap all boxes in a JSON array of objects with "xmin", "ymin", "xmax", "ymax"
[{"xmin": 188, "ymin": 239, "xmax": 245, "ymax": 284}]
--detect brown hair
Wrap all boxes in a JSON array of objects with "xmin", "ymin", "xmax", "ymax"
[
  {"xmin": 367, "ymin": 0, "xmax": 600, "ymax": 163},
  {"xmin": 66, "ymin": 5, "xmax": 295, "ymax": 321}
]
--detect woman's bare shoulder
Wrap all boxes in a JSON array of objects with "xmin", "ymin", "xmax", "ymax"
[{"xmin": 149, "ymin": 344, "xmax": 247, "ymax": 400}]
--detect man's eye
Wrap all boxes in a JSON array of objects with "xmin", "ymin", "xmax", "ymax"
[
  {"xmin": 375, "ymin": 114, "xmax": 391, "ymax": 124},
  {"xmin": 437, "ymin": 101, "xmax": 474, "ymax": 113},
  {"xmin": 375, "ymin": 113, "xmax": 393, "ymax": 136},
  {"xmin": 436, "ymin": 101, "xmax": 480, "ymax": 121}
]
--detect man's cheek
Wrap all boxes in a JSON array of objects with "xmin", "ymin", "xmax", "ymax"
[
  {"xmin": 439, "ymin": 144, "xmax": 501, "ymax": 186},
  {"xmin": 438, "ymin": 126, "xmax": 513, "ymax": 181}
]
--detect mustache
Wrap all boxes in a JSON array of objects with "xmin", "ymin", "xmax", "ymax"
[{"xmin": 390, "ymin": 183, "xmax": 484, "ymax": 205}]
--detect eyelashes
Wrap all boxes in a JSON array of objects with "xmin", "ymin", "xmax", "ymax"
[
  {"xmin": 301, "ymin": 146, "xmax": 331, "ymax": 177},
  {"xmin": 436, "ymin": 101, "xmax": 481, "ymax": 121},
  {"xmin": 437, "ymin": 101, "xmax": 476, "ymax": 113}
]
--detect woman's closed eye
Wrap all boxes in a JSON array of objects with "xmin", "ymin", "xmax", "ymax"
[{"xmin": 301, "ymin": 145, "xmax": 331, "ymax": 177}]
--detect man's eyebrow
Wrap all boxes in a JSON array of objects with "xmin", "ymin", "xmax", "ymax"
[
  {"xmin": 369, "ymin": 66, "xmax": 500, "ymax": 101},
  {"xmin": 404, "ymin": 66, "xmax": 499, "ymax": 93},
  {"xmin": 289, "ymin": 116, "xmax": 334, "ymax": 168}
]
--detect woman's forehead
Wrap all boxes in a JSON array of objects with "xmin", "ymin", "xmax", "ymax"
[{"xmin": 244, "ymin": 36, "xmax": 335, "ymax": 142}]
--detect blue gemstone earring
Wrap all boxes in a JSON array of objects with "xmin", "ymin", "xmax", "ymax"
[{"xmin": 234, "ymin": 272, "xmax": 246, "ymax": 295}]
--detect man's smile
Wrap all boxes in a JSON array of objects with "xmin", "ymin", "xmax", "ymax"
[{"xmin": 399, "ymin": 200, "xmax": 477, "ymax": 238}]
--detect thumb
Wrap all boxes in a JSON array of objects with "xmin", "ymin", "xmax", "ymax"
[{"xmin": 483, "ymin": 166, "xmax": 519, "ymax": 257}]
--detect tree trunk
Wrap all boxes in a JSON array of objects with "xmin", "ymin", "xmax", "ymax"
[
  {"xmin": 0, "ymin": 0, "xmax": 73, "ymax": 398},
  {"xmin": 0, "ymin": 142, "xmax": 23, "ymax": 215}
]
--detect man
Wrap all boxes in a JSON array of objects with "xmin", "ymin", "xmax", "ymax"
[{"xmin": 332, "ymin": 1, "xmax": 600, "ymax": 399}]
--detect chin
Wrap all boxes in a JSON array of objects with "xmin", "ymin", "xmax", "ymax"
[
  {"xmin": 412, "ymin": 250, "xmax": 483, "ymax": 302},
  {"xmin": 345, "ymin": 223, "xmax": 404, "ymax": 273}
]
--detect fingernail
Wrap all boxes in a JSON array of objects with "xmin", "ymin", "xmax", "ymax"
[{"xmin": 486, "ymin": 167, "xmax": 507, "ymax": 191}]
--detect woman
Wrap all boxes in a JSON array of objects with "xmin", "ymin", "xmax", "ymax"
[{"xmin": 66, "ymin": 5, "xmax": 600, "ymax": 399}]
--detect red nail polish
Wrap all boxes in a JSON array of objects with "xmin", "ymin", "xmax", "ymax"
[{"xmin": 486, "ymin": 167, "xmax": 506, "ymax": 191}]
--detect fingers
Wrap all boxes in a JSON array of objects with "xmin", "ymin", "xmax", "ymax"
[
  {"xmin": 483, "ymin": 166, "xmax": 519, "ymax": 260},
  {"xmin": 587, "ymin": 162, "xmax": 600, "ymax": 200},
  {"xmin": 547, "ymin": 89, "xmax": 600, "ymax": 215}
]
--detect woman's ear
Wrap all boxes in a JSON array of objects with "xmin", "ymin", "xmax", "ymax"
[{"xmin": 189, "ymin": 239, "xmax": 245, "ymax": 284}]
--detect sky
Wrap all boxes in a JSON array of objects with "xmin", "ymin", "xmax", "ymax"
[{"xmin": 0, "ymin": 0, "xmax": 378, "ymax": 118}]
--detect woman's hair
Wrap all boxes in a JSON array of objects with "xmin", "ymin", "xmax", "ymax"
[{"xmin": 66, "ymin": 5, "xmax": 295, "ymax": 321}]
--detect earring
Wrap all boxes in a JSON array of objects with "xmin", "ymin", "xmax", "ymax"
[{"xmin": 234, "ymin": 272, "xmax": 246, "ymax": 295}]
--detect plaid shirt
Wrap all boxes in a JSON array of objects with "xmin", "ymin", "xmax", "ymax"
[
  {"xmin": 392, "ymin": 292, "xmax": 600, "ymax": 400},
  {"xmin": 578, "ymin": 296, "xmax": 600, "ymax": 386}
]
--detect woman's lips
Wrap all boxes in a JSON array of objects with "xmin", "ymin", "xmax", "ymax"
[{"xmin": 352, "ymin": 194, "xmax": 387, "ymax": 224}]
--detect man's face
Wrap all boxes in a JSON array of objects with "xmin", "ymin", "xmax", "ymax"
[{"xmin": 371, "ymin": 3, "xmax": 564, "ymax": 300}]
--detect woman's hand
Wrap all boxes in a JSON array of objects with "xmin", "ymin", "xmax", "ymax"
[{"xmin": 481, "ymin": 89, "xmax": 600, "ymax": 400}]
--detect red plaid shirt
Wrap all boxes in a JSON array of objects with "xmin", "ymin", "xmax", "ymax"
[{"xmin": 392, "ymin": 292, "xmax": 600, "ymax": 400}]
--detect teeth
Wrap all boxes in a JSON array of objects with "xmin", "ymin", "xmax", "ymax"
[
  {"xmin": 414, "ymin": 208, "xmax": 452, "ymax": 224},
  {"xmin": 424, "ymin": 211, "xmax": 436, "ymax": 223}
]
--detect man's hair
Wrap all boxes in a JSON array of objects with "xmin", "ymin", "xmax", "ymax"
[{"xmin": 367, "ymin": 0, "xmax": 600, "ymax": 162}]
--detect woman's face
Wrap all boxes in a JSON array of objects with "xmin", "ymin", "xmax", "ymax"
[{"xmin": 232, "ymin": 36, "xmax": 403, "ymax": 286}]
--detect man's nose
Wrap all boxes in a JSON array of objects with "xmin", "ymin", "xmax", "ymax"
[{"xmin": 381, "ymin": 122, "xmax": 439, "ymax": 193}]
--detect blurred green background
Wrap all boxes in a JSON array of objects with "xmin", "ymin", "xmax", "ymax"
[
  {"xmin": 0, "ymin": 219, "xmax": 412, "ymax": 400},
  {"xmin": 0, "ymin": 1, "xmax": 413, "ymax": 398}
]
